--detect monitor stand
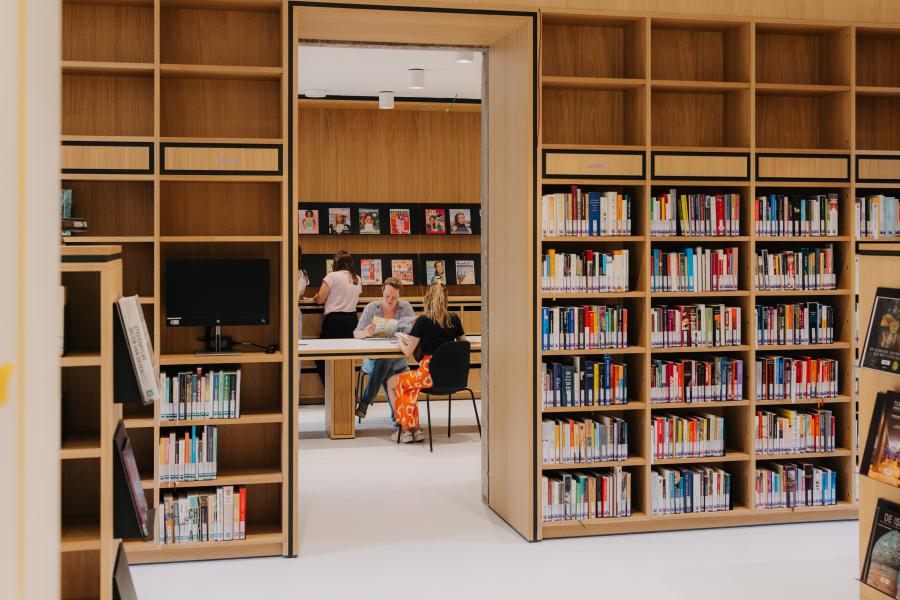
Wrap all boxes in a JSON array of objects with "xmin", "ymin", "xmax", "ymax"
[{"xmin": 196, "ymin": 325, "xmax": 242, "ymax": 356}]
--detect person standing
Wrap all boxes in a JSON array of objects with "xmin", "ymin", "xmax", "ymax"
[
  {"xmin": 353, "ymin": 278, "xmax": 415, "ymax": 422},
  {"xmin": 312, "ymin": 250, "xmax": 363, "ymax": 383}
]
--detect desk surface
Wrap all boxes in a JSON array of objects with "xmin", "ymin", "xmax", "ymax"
[{"xmin": 298, "ymin": 335, "xmax": 481, "ymax": 358}]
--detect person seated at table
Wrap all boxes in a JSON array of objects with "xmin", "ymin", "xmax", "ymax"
[
  {"xmin": 353, "ymin": 277, "xmax": 415, "ymax": 422},
  {"xmin": 312, "ymin": 250, "xmax": 363, "ymax": 384},
  {"xmin": 386, "ymin": 282, "xmax": 466, "ymax": 444}
]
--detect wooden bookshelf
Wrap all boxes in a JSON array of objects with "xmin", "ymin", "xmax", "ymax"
[
  {"xmin": 60, "ymin": 246, "xmax": 122, "ymax": 600},
  {"xmin": 60, "ymin": 0, "xmax": 295, "ymax": 578}
]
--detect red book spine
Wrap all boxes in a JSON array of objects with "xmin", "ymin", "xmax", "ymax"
[{"xmin": 239, "ymin": 486, "xmax": 247, "ymax": 539}]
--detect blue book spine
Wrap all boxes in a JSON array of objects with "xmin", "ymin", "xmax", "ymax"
[
  {"xmin": 542, "ymin": 307, "xmax": 549, "ymax": 350},
  {"xmin": 685, "ymin": 247, "xmax": 694, "ymax": 291},
  {"xmin": 588, "ymin": 192, "xmax": 601, "ymax": 236}
]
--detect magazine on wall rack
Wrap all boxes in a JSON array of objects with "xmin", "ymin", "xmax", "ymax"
[
  {"xmin": 861, "ymin": 391, "xmax": 900, "ymax": 487},
  {"xmin": 861, "ymin": 288, "xmax": 900, "ymax": 376}
]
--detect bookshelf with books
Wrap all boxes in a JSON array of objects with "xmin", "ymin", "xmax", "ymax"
[{"xmin": 60, "ymin": 0, "xmax": 295, "ymax": 572}]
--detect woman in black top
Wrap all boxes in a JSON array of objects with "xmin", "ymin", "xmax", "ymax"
[{"xmin": 387, "ymin": 283, "xmax": 466, "ymax": 443}]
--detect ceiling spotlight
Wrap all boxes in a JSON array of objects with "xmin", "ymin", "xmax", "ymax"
[
  {"xmin": 408, "ymin": 68, "xmax": 425, "ymax": 90},
  {"xmin": 455, "ymin": 51, "xmax": 474, "ymax": 64},
  {"xmin": 378, "ymin": 91, "xmax": 395, "ymax": 110},
  {"xmin": 304, "ymin": 89, "xmax": 327, "ymax": 98}
]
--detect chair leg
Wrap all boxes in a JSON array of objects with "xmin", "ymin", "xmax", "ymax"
[
  {"xmin": 425, "ymin": 393, "xmax": 433, "ymax": 453},
  {"xmin": 355, "ymin": 370, "xmax": 364, "ymax": 424},
  {"xmin": 447, "ymin": 394, "xmax": 452, "ymax": 437},
  {"xmin": 468, "ymin": 388, "xmax": 481, "ymax": 437}
]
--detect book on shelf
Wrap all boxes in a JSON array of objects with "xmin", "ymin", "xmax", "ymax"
[
  {"xmin": 114, "ymin": 421, "xmax": 152, "ymax": 539},
  {"xmin": 755, "ymin": 462, "xmax": 836, "ymax": 509},
  {"xmin": 862, "ymin": 498, "xmax": 900, "ymax": 597},
  {"xmin": 650, "ymin": 246, "xmax": 738, "ymax": 292},
  {"xmin": 754, "ymin": 246, "xmax": 836, "ymax": 291},
  {"xmin": 650, "ymin": 356, "xmax": 744, "ymax": 404},
  {"xmin": 159, "ymin": 426, "xmax": 218, "ymax": 483},
  {"xmin": 159, "ymin": 368, "xmax": 241, "ymax": 421},
  {"xmin": 860, "ymin": 287, "xmax": 900, "ymax": 376},
  {"xmin": 541, "ymin": 188, "xmax": 632, "ymax": 237},
  {"xmin": 60, "ymin": 217, "xmax": 89, "ymax": 236},
  {"xmin": 857, "ymin": 194, "xmax": 899, "ymax": 239},
  {"xmin": 117, "ymin": 295, "xmax": 160, "ymax": 405},
  {"xmin": 541, "ymin": 249, "xmax": 630, "ymax": 293},
  {"xmin": 542, "ymin": 468, "xmax": 632, "ymax": 522},
  {"xmin": 754, "ymin": 193, "xmax": 839, "ymax": 237},
  {"xmin": 651, "ymin": 413, "xmax": 725, "ymax": 460},
  {"xmin": 651, "ymin": 466, "xmax": 732, "ymax": 515},
  {"xmin": 860, "ymin": 390, "xmax": 900, "ymax": 487},
  {"xmin": 650, "ymin": 304, "xmax": 741, "ymax": 348},
  {"xmin": 754, "ymin": 408, "xmax": 835, "ymax": 455},
  {"xmin": 651, "ymin": 188, "xmax": 741, "ymax": 237},
  {"xmin": 542, "ymin": 416, "xmax": 628, "ymax": 464},
  {"xmin": 754, "ymin": 355, "xmax": 839, "ymax": 401},
  {"xmin": 541, "ymin": 356, "xmax": 628, "ymax": 408},
  {"xmin": 541, "ymin": 304, "xmax": 628, "ymax": 351},
  {"xmin": 160, "ymin": 485, "xmax": 246, "ymax": 544},
  {"xmin": 60, "ymin": 188, "xmax": 72, "ymax": 219},
  {"xmin": 755, "ymin": 302, "xmax": 834, "ymax": 346}
]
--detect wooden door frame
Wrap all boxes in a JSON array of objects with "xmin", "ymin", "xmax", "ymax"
[{"xmin": 287, "ymin": 1, "xmax": 539, "ymax": 553}]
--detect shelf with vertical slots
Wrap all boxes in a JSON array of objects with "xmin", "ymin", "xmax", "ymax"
[
  {"xmin": 542, "ymin": 402, "xmax": 646, "ymax": 414},
  {"xmin": 541, "ymin": 346, "xmax": 646, "ymax": 357},
  {"xmin": 542, "ymin": 457, "xmax": 645, "ymax": 470},
  {"xmin": 650, "ymin": 345, "xmax": 750, "ymax": 354},
  {"xmin": 651, "ymin": 451, "xmax": 750, "ymax": 466},
  {"xmin": 754, "ymin": 448, "xmax": 852, "ymax": 460},
  {"xmin": 755, "ymin": 395, "xmax": 852, "ymax": 406},
  {"xmin": 755, "ymin": 342, "xmax": 850, "ymax": 351}
]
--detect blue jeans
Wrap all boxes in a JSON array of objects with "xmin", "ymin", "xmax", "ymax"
[{"xmin": 360, "ymin": 358, "xmax": 409, "ymax": 422}]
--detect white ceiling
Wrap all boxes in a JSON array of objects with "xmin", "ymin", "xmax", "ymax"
[{"xmin": 298, "ymin": 45, "xmax": 483, "ymax": 100}]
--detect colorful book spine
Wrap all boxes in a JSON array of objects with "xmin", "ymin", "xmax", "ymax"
[
  {"xmin": 652, "ymin": 189, "xmax": 741, "ymax": 237},
  {"xmin": 159, "ymin": 485, "xmax": 247, "ymax": 544},
  {"xmin": 650, "ymin": 246, "xmax": 739, "ymax": 292},
  {"xmin": 754, "ymin": 246, "xmax": 836, "ymax": 291},
  {"xmin": 159, "ymin": 425, "xmax": 218, "ymax": 483},
  {"xmin": 754, "ymin": 409, "xmax": 835, "ymax": 454},
  {"xmin": 542, "ymin": 416, "xmax": 629, "ymax": 464},
  {"xmin": 542, "ymin": 468, "xmax": 632, "ymax": 522},
  {"xmin": 540, "ymin": 305, "xmax": 628, "ymax": 350},
  {"xmin": 755, "ymin": 463, "xmax": 836, "ymax": 508},
  {"xmin": 754, "ymin": 303, "xmax": 834, "ymax": 345},
  {"xmin": 650, "ymin": 356, "xmax": 744, "ymax": 403},
  {"xmin": 651, "ymin": 466, "xmax": 732, "ymax": 515},
  {"xmin": 541, "ymin": 356, "xmax": 628, "ymax": 408},
  {"xmin": 541, "ymin": 188, "xmax": 632, "ymax": 237},
  {"xmin": 754, "ymin": 193, "xmax": 839, "ymax": 237},
  {"xmin": 159, "ymin": 368, "xmax": 242, "ymax": 421},
  {"xmin": 856, "ymin": 194, "xmax": 900, "ymax": 239},
  {"xmin": 541, "ymin": 249, "xmax": 630, "ymax": 293},
  {"xmin": 650, "ymin": 304, "xmax": 741, "ymax": 348},
  {"xmin": 651, "ymin": 413, "xmax": 725, "ymax": 460},
  {"xmin": 755, "ymin": 355, "xmax": 839, "ymax": 400}
]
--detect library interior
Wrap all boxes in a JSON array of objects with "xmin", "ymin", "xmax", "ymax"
[{"xmin": 6, "ymin": 0, "xmax": 900, "ymax": 598}]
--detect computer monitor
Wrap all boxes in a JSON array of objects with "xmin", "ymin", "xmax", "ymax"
[{"xmin": 165, "ymin": 259, "xmax": 269, "ymax": 353}]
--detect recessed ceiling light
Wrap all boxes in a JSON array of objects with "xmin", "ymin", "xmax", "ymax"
[
  {"xmin": 408, "ymin": 68, "xmax": 425, "ymax": 90},
  {"xmin": 304, "ymin": 89, "xmax": 327, "ymax": 98},
  {"xmin": 378, "ymin": 91, "xmax": 395, "ymax": 110},
  {"xmin": 455, "ymin": 51, "xmax": 474, "ymax": 64}
]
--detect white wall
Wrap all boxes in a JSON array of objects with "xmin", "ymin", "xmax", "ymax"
[{"xmin": 0, "ymin": 0, "xmax": 61, "ymax": 598}]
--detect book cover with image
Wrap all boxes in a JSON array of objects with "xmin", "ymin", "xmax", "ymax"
[
  {"xmin": 862, "ymin": 391, "xmax": 900, "ymax": 487},
  {"xmin": 450, "ymin": 208, "xmax": 472, "ymax": 234},
  {"xmin": 328, "ymin": 208, "xmax": 351, "ymax": 234},
  {"xmin": 325, "ymin": 259, "xmax": 334, "ymax": 274},
  {"xmin": 391, "ymin": 259, "xmax": 415, "ymax": 285},
  {"xmin": 299, "ymin": 208, "xmax": 319, "ymax": 234},
  {"xmin": 455, "ymin": 259, "xmax": 476, "ymax": 284},
  {"xmin": 360, "ymin": 258, "xmax": 383, "ymax": 285},
  {"xmin": 426, "ymin": 259, "xmax": 447, "ymax": 285},
  {"xmin": 862, "ymin": 288, "xmax": 900, "ymax": 376},
  {"xmin": 358, "ymin": 208, "xmax": 381, "ymax": 234},
  {"xmin": 863, "ymin": 498, "xmax": 900, "ymax": 596},
  {"xmin": 390, "ymin": 209, "xmax": 411, "ymax": 235},
  {"xmin": 425, "ymin": 208, "xmax": 446, "ymax": 235}
]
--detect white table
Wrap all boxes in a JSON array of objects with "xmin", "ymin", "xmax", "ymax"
[{"xmin": 298, "ymin": 336, "xmax": 481, "ymax": 438}]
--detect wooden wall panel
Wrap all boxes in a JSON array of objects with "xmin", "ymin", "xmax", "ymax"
[
  {"xmin": 62, "ymin": 75, "xmax": 154, "ymax": 137},
  {"xmin": 63, "ymin": 3, "xmax": 153, "ymax": 64},
  {"xmin": 161, "ymin": 7, "xmax": 281, "ymax": 67},
  {"xmin": 160, "ymin": 78, "xmax": 281, "ymax": 139},
  {"xmin": 298, "ymin": 107, "xmax": 480, "ymax": 203}
]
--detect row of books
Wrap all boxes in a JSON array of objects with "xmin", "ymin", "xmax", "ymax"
[
  {"xmin": 540, "ymin": 305, "xmax": 628, "ymax": 350},
  {"xmin": 755, "ymin": 463, "xmax": 837, "ymax": 508},
  {"xmin": 650, "ymin": 304, "xmax": 742, "ymax": 348},
  {"xmin": 857, "ymin": 194, "xmax": 899, "ymax": 239},
  {"xmin": 60, "ymin": 188, "xmax": 90, "ymax": 236},
  {"xmin": 651, "ymin": 413, "xmax": 725, "ymax": 460},
  {"xmin": 754, "ymin": 246, "xmax": 837, "ymax": 291},
  {"xmin": 650, "ymin": 247, "xmax": 739, "ymax": 292},
  {"xmin": 542, "ymin": 417, "xmax": 629, "ymax": 465},
  {"xmin": 650, "ymin": 190, "xmax": 741, "ymax": 237},
  {"xmin": 754, "ymin": 193, "xmax": 839, "ymax": 237},
  {"xmin": 650, "ymin": 357, "xmax": 744, "ymax": 404},
  {"xmin": 160, "ymin": 369, "xmax": 241, "ymax": 421},
  {"xmin": 755, "ymin": 302, "xmax": 835, "ymax": 346},
  {"xmin": 541, "ymin": 249, "xmax": 630, "ymax": 293},
  {"xmin": 540, "ymin": 357, "xmax": 629, "ymax": 408},
  {"xmin": 159, "ymin": 426, "xmax": 218, "ymax": 483},
  {"xmin": 159, "ymin": 486, "xmax": 247, "ymax": 544},
  {"xmin": 754, "ymin": 409, "xmax": 836, "ymax": 455},
  {"xmin": 755, "ymin": 356, "xmax": 840, "ymax": 401},
  {"xmin": 541, "ymin": 468, "xmax": 632, "ymax": 522},
  {"xmin": 651, "ymin": 466, "xmax": 732, "ymax": 515},
  {"xmin": 541, "ymin": 189, "xmax": 633, "ymax": 237}
]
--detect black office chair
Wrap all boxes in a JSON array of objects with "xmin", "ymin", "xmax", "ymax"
[{"xmin": 418, "ymin": 340, "xmax": 481, "ymax": 452}]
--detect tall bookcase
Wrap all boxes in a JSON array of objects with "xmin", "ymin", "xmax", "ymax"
[
  {"xmin": 60, "ymin": 0, "xmax": 295, "ymax": 570},
  {"xmin": 536, "ymin": 12, "xmax": 885, "ymax": 538},
  {"xmin": 60, "ymin": 246, "xmax": 122, "ymax": 600}
]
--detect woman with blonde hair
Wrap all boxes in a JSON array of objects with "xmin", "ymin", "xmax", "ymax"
[{"xmin": 387, "ymin": 282, "xmax": 466, "ymax": 443}]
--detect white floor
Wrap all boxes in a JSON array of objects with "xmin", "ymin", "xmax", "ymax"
[{"xmin": 133, "ymin": 401, "xmax": 859, "ymax": 599}]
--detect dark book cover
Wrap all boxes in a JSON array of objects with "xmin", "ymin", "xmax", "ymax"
[
  {"xmin": 862, "ymin": 288, "xmax": 900, "ymax": 376},
  {"xmin": 861, "ymin": 391, "xmax": 900, "ymax": 487},
  {"xmin": 862, "ymin": 498, "xmax": 900, "ymax": 596}
]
